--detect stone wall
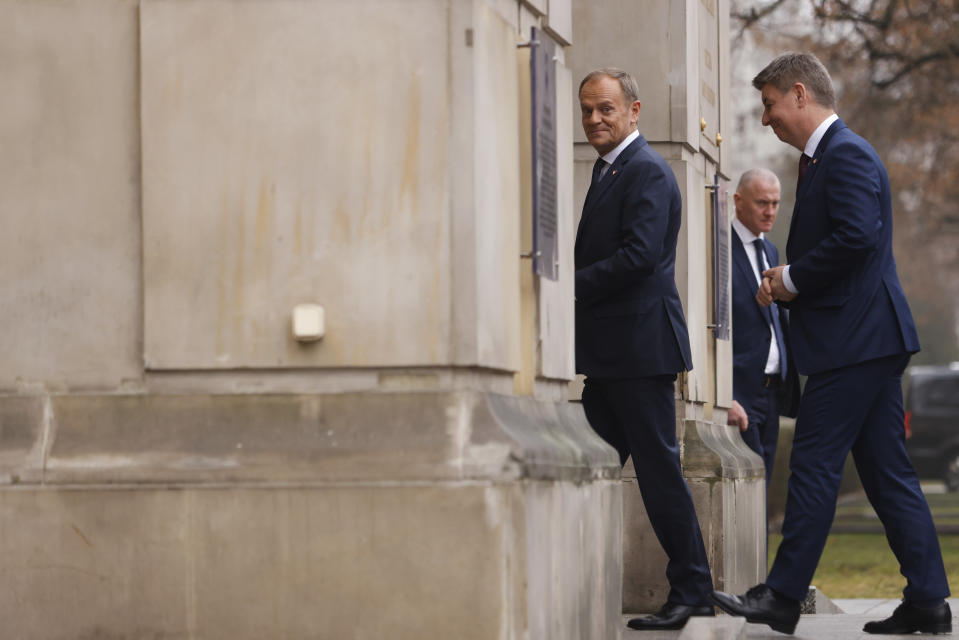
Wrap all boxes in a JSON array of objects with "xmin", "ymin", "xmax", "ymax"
[
  {"xmin": 0, "ymin": 0, "xmax": 765, "ymax": 635},
  {"xmin": 0, "ymin": 1, "xmax": 624, "ymax": 637}
]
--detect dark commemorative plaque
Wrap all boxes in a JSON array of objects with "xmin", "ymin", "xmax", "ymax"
[
  {"xmin": 712, "ymin": 174, "xmax": 731, "ymax": 340},
  {"xmin": 530, "ymin": 27, "xmax": 558, "ymax": 281}
]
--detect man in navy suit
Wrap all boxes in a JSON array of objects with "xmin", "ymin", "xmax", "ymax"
[
  {"xmin": 712, "ymin": 53, "xmax": 951, "ymax": 635},
  {"xmin": 728, "ymin": 168, "xmax": 798, "ymax": 487},
  {"xmin": 575, "ymin": 68, "xmax": 713, "ymax": 631}
]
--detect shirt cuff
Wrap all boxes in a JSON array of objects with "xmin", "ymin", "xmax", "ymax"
[{"xmin": 782, "ymin": 265, "xmax": 799, "ymax": 294}]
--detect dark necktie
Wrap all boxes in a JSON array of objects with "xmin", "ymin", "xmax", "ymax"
[
  {"xmin": 592, "ymin": 158, "xmax": 607, "ymax": 184},
  {"xmin": 585, "ymin": 158, "xmax": 607, "ymax": 208},
  {"xmin": 752, "ymin": 239, "xmax": 788, "ymax": 380},
  {"xmin": 797, "ymin": 153, "xmax": 811, "ymax": 195}
]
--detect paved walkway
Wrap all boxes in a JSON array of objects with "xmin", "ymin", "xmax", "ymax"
[{"xmin": 622, "ymin": 599, "xmax": 959, "ymax": 639}]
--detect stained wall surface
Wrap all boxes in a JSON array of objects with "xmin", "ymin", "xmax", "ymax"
[
  {"xmin": 0, "ymin": 0, "xmax": 142, "ymax": 391},
  {"xmin": 0, "ymin": 0, "xmax": 623, "ymax": 638}
]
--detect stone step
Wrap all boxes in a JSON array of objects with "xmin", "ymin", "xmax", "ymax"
[
  {"xmin": 622, "ymin": 599, "xmax": 959, "ymax": 638},
  {"xmin": 621, "ymin": 615, "xmax": 746, "ymax": 640}
]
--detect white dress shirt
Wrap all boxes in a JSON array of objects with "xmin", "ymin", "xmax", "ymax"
[{"xmin": 597, "ymin": 129, "xmax": 639, "ymax": 180}]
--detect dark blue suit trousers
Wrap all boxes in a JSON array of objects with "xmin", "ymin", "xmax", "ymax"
[{"xmin": 767, "ymin": 354, "xmax": 947, "ymax": 602}]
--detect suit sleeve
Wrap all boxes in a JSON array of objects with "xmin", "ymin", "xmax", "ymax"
[
  {"xmin": 574, "ymin": 163, "xmax": 671, "ymax": 304},
  {"xmin": 788, "ymin": 142, "xmax": 883, "ymax": 294}
]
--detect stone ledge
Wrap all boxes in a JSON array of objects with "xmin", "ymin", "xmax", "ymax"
[
  {"xmin": 0, "ymin": 391, "xmax": 620, "ymax": 486},
  {"xmin": 684, "ymin": 418, "xmax": 764, "ymax": 480}
]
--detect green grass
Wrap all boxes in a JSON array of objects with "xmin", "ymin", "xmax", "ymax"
[{"xmin": 768, "ymin": 533, "xmax": 959, "ymax": 598}]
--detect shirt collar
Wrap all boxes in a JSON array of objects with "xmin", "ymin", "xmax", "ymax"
[
  {"xmin": 804, "ymin": 113, "xmax": 839, "ymax": 157},
  {"xmin": 732, "ymin": 215, "xmax": 762, "ymax": 245},
  {"xmin": 601, "ymin": 129, "xmax": 640, "ymax": 165}
]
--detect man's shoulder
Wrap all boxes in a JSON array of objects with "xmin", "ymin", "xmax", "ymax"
[
  {"xmin": 826, "ymin": 124, "xmax": 879, "ymax": 158},
  {"xmin": 622, "ymin": 138, "xmax": 675, "ymax": 177}
]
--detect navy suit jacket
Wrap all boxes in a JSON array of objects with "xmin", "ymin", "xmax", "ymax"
[
  {"xmin": 732, "ymin": 232, "xmax": 798, "ymax": 416},
  {"xmin": 574, "ymin": 134, "xmax": 693, "ymax": 378},
  {"xmin": 785, "ymin": 118, "xmax": 919, "ymax": 375}
]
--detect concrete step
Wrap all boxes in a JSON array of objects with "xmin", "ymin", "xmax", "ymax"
[
  {"xmin": 622, "ymin": 615, "xmax": 746, "ymax": 640},
  {"xmin": 622, "ymin": 599, "xmax": 959, "ymax": 639}
]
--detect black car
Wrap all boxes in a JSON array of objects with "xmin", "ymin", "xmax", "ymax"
[{"xmin": 905, "ymin": 364, "xmax": 959, "ymax": 490}]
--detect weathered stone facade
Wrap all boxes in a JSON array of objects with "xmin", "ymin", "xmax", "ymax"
[{"xmin": 0, "ymin": 0, "xmax": 762, "ymax": 637}]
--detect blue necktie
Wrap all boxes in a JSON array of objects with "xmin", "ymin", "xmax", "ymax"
[{"xmin": 753, "ymin": 239, "xmax": 788, "ymax": 380}]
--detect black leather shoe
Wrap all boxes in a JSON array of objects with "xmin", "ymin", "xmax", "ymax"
[
  {"xmin": 863, "ymin": 601, "xmax": 952, "ymax": 634},
  {"xmin": 711, "ymin": 584, "xmax": 800, "ymax": 635},
  {"xmin": 626, "ymin": 602, "xmax": 714, "ymax": 630}
]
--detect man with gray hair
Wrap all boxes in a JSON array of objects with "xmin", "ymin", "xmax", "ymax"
[
  {"xmin": 712, "ymin": 52, "xmax": 950, "ymax": 636},
  {"xmin": 575, "ymin": 68, "xmax": 714, "ymax": 631},
  {"xmin": 727, "ymin": 168, "xmax": 798, "ymax": 487}
]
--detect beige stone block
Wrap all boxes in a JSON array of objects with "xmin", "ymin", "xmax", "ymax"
[
  {"xmin": 40, "ymin": 391, "xmax": 619, "ymax": 485},
  {"xmin": 526, "ymin": 479, "xmax": 623, "ymax": 639},
  {"xmin": 40, "ymin": 392, "xmax": 480, "ymax": 484},
  {"xmin": 0, "ymin": 0, "xmax": 141, "ymax": 390},
  {"xmin": 717, "ymin": 0, "xmax": 731, "ymax": 175},
  {"xmin": 569, "ymin": 0, "xmax": 691, "ymax": 146},
  {"xmin": 545, "ymin": 0, "xmax": 573, "ymax": 45},
  {"xmin": 485, "ymin": 0, "xmax": 522, "ymax": 28},
  {"xmin": 621, "ymin": 474, "xmax": 670, "ymax": 612},
  {"xmin": 522, "ymin": 0, "xmax": 549, "ymax": 15},
  {"xmin": 567, "ymin": 0, "xmax": 730, "ymax": 154},
  {"xmin": 698, "ymin": 0, "xmax": 721, "ymax": 162},
  {"xmin": 0, "ymin": 396, "xmax": 45, "ymax": 483},
  {"xmin": 141, "ymin": 0, "xmax": 454, "ymax": 370},
  {"xmin": 697, "ymin": 0, "xmax": 732, "ymax": 173},
  {"xmin": 449, "ymin": 0, "xmax": 523, "ymax": 371},
  {"xmin": 0, "ymin": 475, "xmax": 622, "ymax": 639},
  {"xmin": 688, "ymin": 477, "xmax": 722, "ymax": 578},
  {"xmin": 519, "ymin": 1, "xmax": 541, "ymax": 38},
  {"xmin": 722, "ymin": 476, "xmax": 766, "ymax": 593},
  {"xmin": 0, "ymin": 486, "xmax": 513, "ymax": 640}
]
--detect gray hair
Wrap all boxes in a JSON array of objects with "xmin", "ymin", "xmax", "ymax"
[
  {"xmin": 579, "ymin": 68, "xmax": 640, "ymax": 104},
  {"xmin": 752, "ymin": 52, "xmax": 837, "ymax": 109},
  {"xmin": 736, "ymin": 168, "xmax": 781, "ymax": 193}
]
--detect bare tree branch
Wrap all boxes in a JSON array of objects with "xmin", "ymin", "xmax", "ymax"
[{"xmin": 731, "ymin": 0, "xmax": 791, "ymax": 38}]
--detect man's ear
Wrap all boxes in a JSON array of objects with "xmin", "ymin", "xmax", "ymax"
[
  {"xmin": 792, "ymin": 82, "xmax": 808, "ymax": 107},
  {"xmin": 630, "ymin": 100, "xmax": 642, "ymax": 124}
]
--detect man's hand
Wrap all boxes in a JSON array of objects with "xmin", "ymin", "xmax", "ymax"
[
  {"xmin": 757, "ymin": 265, "xmax": 797, "ymax": 307},
  {"xmin": 728, "ymin": 400, "xmax": 748, "ymax": 432}
]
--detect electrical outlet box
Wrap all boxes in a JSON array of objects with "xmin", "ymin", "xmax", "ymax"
[{"xmin": 292, "ymin": 304, "xmax": 325, "ymax": 342}]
